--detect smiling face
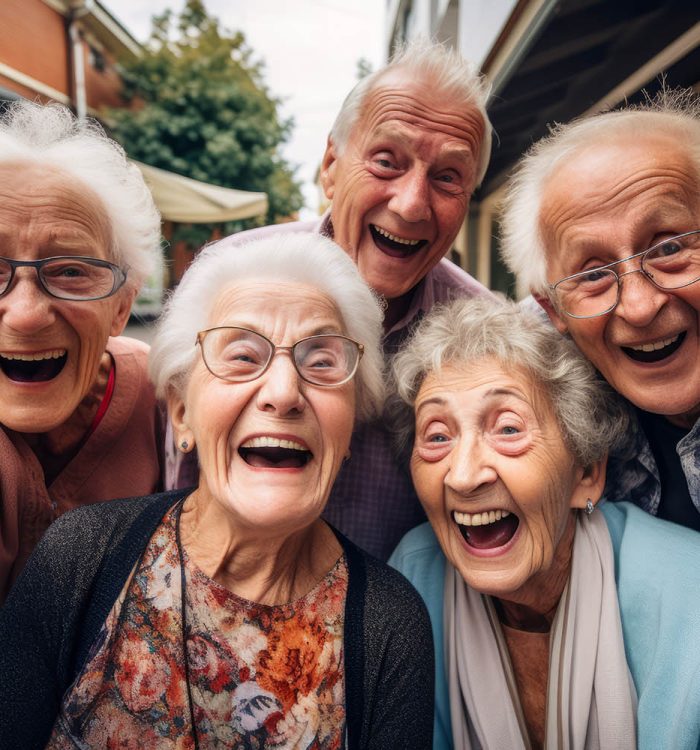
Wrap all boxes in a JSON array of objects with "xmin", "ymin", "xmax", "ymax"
[
  {"xmin": 537, "ymin": 132, "xmax": 700, "ymax": 427},
  {"xmin": 0, "ymin": 163, "xmax": 134, "ymax": 434},
  {"xmin": 410, "ymin": 360, "xmax": 601, "ymax": 604},
  {"xmin": 321, "ymin": 70, "xmax": 484, "ymax": 305},
  {"xmin": 170, "ymin": 280, "xmax": 356, "ymax": 539}
]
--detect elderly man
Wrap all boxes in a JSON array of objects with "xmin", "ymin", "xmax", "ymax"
[
  {"xmin": 501, "ymin": 90, "xmax": 700, "ymax": 532},
  {"xmin": 170, "ymin": 40, "xmax": 492, "ymax": 559}
]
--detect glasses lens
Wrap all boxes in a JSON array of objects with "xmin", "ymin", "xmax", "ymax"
[
  {"xmin": 201, "ymin": 328, "xmax": 272, "ymax": 381},
  {"xmin": 0, "ymin": 259, "xmax": 12, "ymax": 294},
  {"xmin": 294, "ymin": 336, "xmax": 359, "ymax": 385},
  {"xmin": 555, "ymin": 268, "xmax": 618, "ymax": 317},
  {"xmin": 40, "ymin": 258, "xmax": 118, "ymax": 300},
  {"xmin": 644, "ymin": 231, "xmax": 700, "ymax": 289}
]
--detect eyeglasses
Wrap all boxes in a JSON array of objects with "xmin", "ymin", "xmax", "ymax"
[
  {"xmin": 196, "ymin": 327, "xmax": 364, "ymax": 387},
  {"xmin": 0, "ymin": 256, "xmax": 128, "ymax": 301},
  {"xmin": 549, "ymin": 230, "xmax": 700, "ymax": 318}
]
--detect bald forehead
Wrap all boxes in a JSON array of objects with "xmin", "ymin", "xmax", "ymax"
[{"xmin": 351, "ymin": 73, "xmax": 484, "ymax": 160}]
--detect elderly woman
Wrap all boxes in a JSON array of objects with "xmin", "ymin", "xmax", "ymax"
[
  {"xmin": 0, "ymin": 233, "xmax": 434, "ymax": 749},
  {"xmin": 0, "ymin": 100, "xmax": 163, "ymax": 601},
  {"xmin": 389, "ymin": 297, "xmax": 700, "ymax": 750}
]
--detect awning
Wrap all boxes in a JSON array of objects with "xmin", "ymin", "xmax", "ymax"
[{"xmin": 132, "ymin": 160, "xmax": 268, "ymax": 224}]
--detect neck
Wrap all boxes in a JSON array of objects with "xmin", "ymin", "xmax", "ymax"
[
  {"xmin": 495, "ymin": 513, "xmax": 576, "ymax": 633},
  {"xmin": 665, "ymin": 407, "xmax": 700, "ymax": 430},
  {"xmin": 27, "ymin": 351, "xmax": 112, "ymax": 480},
  {"xmin": 179, "ymin": 489, "xmax": 342, "ymax": 605},
  {"xmin": 383, "ymin": 290, "xmax": 414, "ymax": 333}
]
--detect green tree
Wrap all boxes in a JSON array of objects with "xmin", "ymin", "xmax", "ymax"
[{"xmin": 108, "ymin": 0, "xmax": 303, "ymax": 235}]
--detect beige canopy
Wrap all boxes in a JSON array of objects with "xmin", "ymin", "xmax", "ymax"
[{"xmin": 133, "ymin": 160, "xmax": 268, "ymax": 224}]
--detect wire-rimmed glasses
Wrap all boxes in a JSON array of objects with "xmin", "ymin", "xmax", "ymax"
[
  {"xmin": 197, "ymin": 326, "xmax": 364, "ymax": 387},
  {"xmin": 549, "ymin": 230, "xmax": 700, "ymax": 318},
  {"xmin": 0, "ymin": 256, "xmax": 128, "ymax": 301}
]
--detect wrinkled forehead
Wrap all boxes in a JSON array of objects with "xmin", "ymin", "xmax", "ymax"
[
  {"xmin": 208, "ymin": 279, "xmax": 346, "ymax": 331},
  {"xmin": 538, "ymin": 132, "xmax": 700, "ymax": 244},
  {"xmin": 354, "ymin": 69, "xmax": 485, "ymax": 149},
  {"xmin": 0, "ymin": 161, "xmax": 112, "ymax": 249}
]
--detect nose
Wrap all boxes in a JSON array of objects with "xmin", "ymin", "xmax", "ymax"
[
  {"xmin": 444, "ymin": 434, "xmax": 498, "ymax": 496},
  {"xmin": 0, "ymin": 272, "xmax": 56, "ymax": 333},
  {"xmin": 387, "ymin": 169, "xmax": 432, "ymax": 223},
  {"xmin": 614, "ymin": 268, "xmax": 670, "ymax": 327},
  {"xmin": 255, "ymin": 351, "xmax": 306, "ymax": 416}
]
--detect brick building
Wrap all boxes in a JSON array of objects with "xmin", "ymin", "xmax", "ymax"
[{"xmin": 0, "ymin": 0, "xmax": 139, "ymax": 114}]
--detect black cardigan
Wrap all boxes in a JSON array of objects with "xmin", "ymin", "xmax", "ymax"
[{"xmin": 0, "ymin": 490, "xmax": 434, "ymax": 749}]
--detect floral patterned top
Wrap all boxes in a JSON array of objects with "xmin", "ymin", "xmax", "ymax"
[{"xmin": 47, "ymin": 505, "xmax": 348, "ymax": 748}]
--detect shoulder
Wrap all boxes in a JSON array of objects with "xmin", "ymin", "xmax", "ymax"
[
  {"xmin": 601, "ymin": 502, "xmax": 700, "ymax": 749},
  {"xmin": 34, "ymin": 491, "xmax": 183, "ymax": 568},
  {"xmin": 208, "ymin": 218, "xmax": 323, "ymax": 250},
  {"xmin": 602, "ymin": 500, "xmax": 700, "ymax": 569},
  {"xmin": 390, "ymin": 523, "xmax": 445, "ymax": 592},
  {"xmin": 106, "ymin": 335, "xmax": 150, "ymax": 360},
  {"xmin": 429, "ymin": 258, "xmax": 492, "ymax": 298}
]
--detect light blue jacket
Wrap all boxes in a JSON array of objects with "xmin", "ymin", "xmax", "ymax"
[{"xmin": 390, "ymin": 502, "xmax": 700, "ymax": 750}]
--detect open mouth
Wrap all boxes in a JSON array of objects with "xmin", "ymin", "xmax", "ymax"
[
  {"xmin": 0, "ymin": 349, "xmax": 67, "ymax": 382},
  {"xmin": 239, "ymin": 436, "xmax": 312, "ymax": 469},
  {"xmin": 621, "ymin": 332, "xmax": 685, "ymax": 363},
  {"xmin": 453, "ymin": 509, "xmax": 519, "ymax": 550},
  {"xmin": 370, "ymin": 224, "xmax": 427, "ymax": 258}
]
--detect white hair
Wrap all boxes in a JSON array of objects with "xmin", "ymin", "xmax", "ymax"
[
  {"xmin": 149, "ymin": 232, "xmax": 386, "ymax": 422},
  {"xmin": 0, "ymin": 100, "xmax": 162, "ymax": 289},
  {"xmin": 389, "ymin": 296, "xmax": 628, "ymax": 468},
  {"xmin": 330, "ymin": 37, "xmax": 492, "ymax": 185},
  {"xmin": 500, "ymin": 88, "xmax": 700, "ymax": 299}
]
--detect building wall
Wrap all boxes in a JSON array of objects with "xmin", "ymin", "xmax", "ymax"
[
  {"xmin": 0, "ymin": 0, "xmax": 129, "ymax": 112},
  {"xmin": 0, "ymin": 0, "xmax": 70, "ymax": 98}
]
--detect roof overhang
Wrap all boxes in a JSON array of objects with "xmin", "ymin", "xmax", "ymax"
[
  {"xmin": 133, "ymin": 161, "xmax": 269, "ymax": 224},
  {"xmin": 479, "ymin": 0, "xmax": 700, "ymax": 198}
]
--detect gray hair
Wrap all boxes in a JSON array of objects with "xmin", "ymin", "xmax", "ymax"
[
  {"xmin": 500, "ymin": 88, "xmax": 700, "ymax": 299},
  {"xmin": 330, "ymin": 37, "xmax": 492, "ymax": 185},
  {"xmin": 390, "ymin": 296, "xmax": 628, "ymax": 467},
  {"xmin": 0, "ymin": 100, "xmax": 162, "ymax": 289},
  {"xmin": 149, "ymin": 232, "xmax": 385, "ymax": 422}
]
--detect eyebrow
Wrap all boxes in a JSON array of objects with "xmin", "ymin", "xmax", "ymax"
[
  {"xmin": 369, "ymin": 124, "xmax": 474, "ymax": 165},
  {"xmin": 415, "ymin": 386, "xmax": 531, "ymax": 415}
]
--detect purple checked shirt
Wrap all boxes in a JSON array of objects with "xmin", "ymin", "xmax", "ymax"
[{"xmin": 165, "ymin": 214, "xmax": 491, "ymax": 560}]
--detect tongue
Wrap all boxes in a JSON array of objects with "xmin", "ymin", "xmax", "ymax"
[
  {"xmin": 461, "ymin": 514, "xmax": 519, "ymax": 550},
  {"xmin": 0, "ymin": 354, "xmax": 66, "ymax": 382},
  {"xmin": 241, "ymin": 446, "xmax": 309, "ymax": 469}
]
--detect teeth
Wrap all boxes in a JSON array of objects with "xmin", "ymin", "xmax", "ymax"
[
  {"xmin": 373, "ymin": 225, "xmax": 421, "ymax": 246},
  {"xmin": 0, "ymin": 349, "xmax": 66, "ymax": 361},
  {"xmin": 629, "ymin": 335, "xmax": 679, "ymax": 352},
  {"xmin": 453, "ymin": 510, "xmax": 510, "ymax": 527},
  {"xmin": 240, "ymin": 436, "xmax": 307, "ymax": 451}
]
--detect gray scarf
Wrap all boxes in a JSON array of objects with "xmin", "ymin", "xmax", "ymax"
[{"xmin": 444, "ymin": 510, "xmax": 637, "ymax": 749}]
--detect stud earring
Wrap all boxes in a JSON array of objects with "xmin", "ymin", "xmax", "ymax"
[
  {"xmin": 585, "ymin": 498, "xmax": 595, "ymax": 515},
  {"xmin": 180, "ymin": 440, "xmax": 189, "ymax": 451}
]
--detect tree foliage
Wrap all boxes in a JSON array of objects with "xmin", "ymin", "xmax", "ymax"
[{"xmin": 108, "ymin": 0, "xmax": 303, "ymax": 230}]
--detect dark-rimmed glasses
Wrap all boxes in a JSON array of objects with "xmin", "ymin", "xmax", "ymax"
[
  {"xmin": 0, "ymin": 256, "xmax": 128, "ymax": 301},
  {"xmin": 197, "ymin": 327, "xmax": 364, "ymax": 387},
  {"xmin": 549, "ymin": 230, "xmax": 700, "ymax": 318}
]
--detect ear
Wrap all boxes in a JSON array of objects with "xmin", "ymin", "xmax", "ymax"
[
  {"xmin": 110, "ymin": 286, "xmax": 139, "ymax": 337},
  {"xmin": 320, "ymin": 135, "xmax": 338, "ymax": 200},
  {"xmin": 569, "ymin": 455, "xmax": 607, "ymax": 511},
  {"xmin": 534, "ymin": 292, "xmax": 569, "ymax": 335},
  {"xmin": 167, "ymin": 386, "xmax": 194, "ymax": 452}
]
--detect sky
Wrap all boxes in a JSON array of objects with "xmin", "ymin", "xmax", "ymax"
[{"xmin": 103, "ymin": 0, "xmax": 386, "ymax": 219}]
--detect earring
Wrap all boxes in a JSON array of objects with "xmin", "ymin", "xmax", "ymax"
[
  {"xmin": 585, "ymin": 498, "xmax": 595, "ymax": 515},
  {"xmin": 180, "ymin": 440, "xmax": 189, "ymax": 452}
]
